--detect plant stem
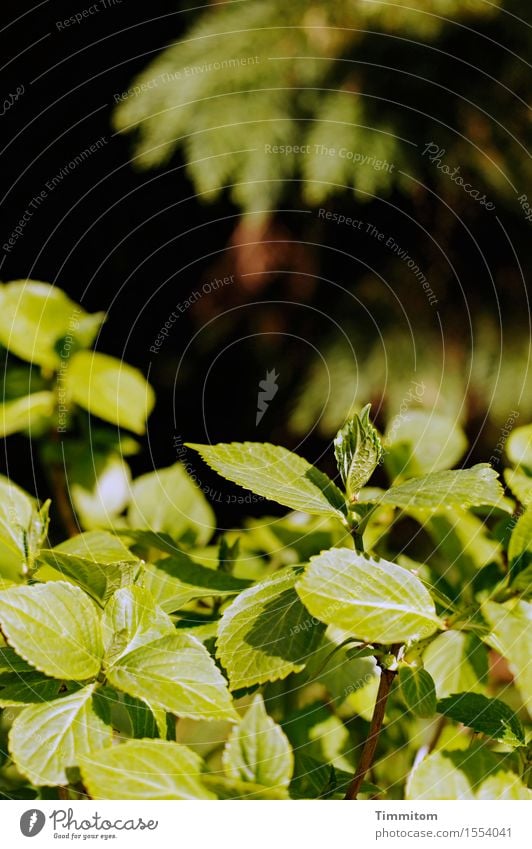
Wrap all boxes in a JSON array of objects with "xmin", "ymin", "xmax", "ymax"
[
  {"xmin": 45, "ymin": 420, "xmax": 79, "ymax": 539},
  {"xmin": 352, "ymin": 529, "xmax": 365, "ymax": 553},
  {"xmin": 344, "ymin": 658, "xmax": 397, "ymax": 800},
  {"xmin": 48, "ymin": 461, "xmax": 78, "ymax": 538},
  {"xmin": 348, "ymin": 517, "xmax": 365, "ymax": 553},
  {"xmin": 427, "ymin": 715, "xmax": 446, "ymax": 754}
]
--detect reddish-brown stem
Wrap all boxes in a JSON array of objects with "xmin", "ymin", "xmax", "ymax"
[
  {"xmin": 49, "ymin": 461, "xmax": 78, "ymax": 538},
  {"xmin": 344, "ymin": 662, "xmax": 397, "ymax": 800}
]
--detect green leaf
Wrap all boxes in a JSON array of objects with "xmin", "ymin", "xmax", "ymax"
[
  {"xmin": 0, "ymin": 392, "xmax": 55, "ymax": 437},
  {"xmin": 0, "ymin": 670, "xmax": 63, "ymax": 706},
  {"xmin": 49, "ymin": 530, "xmax": 137, "ymax": 563},
  {"xmin": 296, "ymin": 549, "xmax": 441, "ymax": 644},
  {"xmin": 223, "ymin": 694, "xmax": 293, "ymax": 792},
  {"xmin": 0, "ymin": 582, "xmax": 103, "ymax": 680},
  {"xmin": 217, "ymin": 567, "xmax": 326, "ymax": 690},
  {"xmin": 102, "ymin": 586, "xmax": 175, "ymax": 664},
  {"xmin": 407, "ymin": 750, "xmax": 473, "ymax": 800},
  {"xmin": 289, "ymin": 753, "xmax": 337, "ymax": 800},
  {"xmin": 418, "ymin": 509, "xmax": 501, "ymax": 573},
  {"xmin": 508, "ymin": 507, "xmax": 532, "ymax": 575},
  {"xmin": 80, "ymin": 739, "xmax": 213, "ymax": 800},
  {"xmin": 504, "ymin": 468, "xmax": 532, "ymax": 504},
  {"xmin": 116, "ymin": 529, "xmax": 180, "ymax": 557},
  {"xmin": 0, "ymin": 647, "xmax": 35, "ymax": 673},
  {"xmin": 66, "ymin": 350, "xmax": 155, "ymax": 434},
  {"xmin": 9, "ymin": 684, "xmax": 112, "ymax": 786},
  {"xmin": 71, "ymin": 453, "xmax": 132, "ymax": 530},
  {"xmin": 141, "ymin": 552, "xmax": 252, "ymax": 613},
  {"xmin": 0, "ymin": 476, "xmax": 39, "ymax": 581},
  {"xmin": 122, "ymin": 694, "xmax": 161, "ymax": 739},
  {"xmin": 128, "ymin": 463, "xmax": 215, "ymax": 545},
  {"xmin": 483, "ymin": 600, "xmax": 532, "ymax": 715},
  {"xmin": 334, "ymin": 404, "xmax": 382, "ymax": 497},
  {"xmin": 37, "ymin": 531, "xmax": 139, "ymax": 604},
  {"xmin": 437, "ymin": 693, "xmax": 525, "ymax": 747},
  {"xmin": 423, "ymin": 631, "xmax": 488, "ymax": 699},
  {"xmin": 477, "ymin": 772, "xmax": 531, "ymax": 800},
  {"xmin": 202, "ymin": 775, "xmax": 287, "ymax": 800},
  {"xmin": 399, "ymin": 666, "xmax": 437, "ymax": 718},
  {"xmin": 106, "ymin": 632, "xmax": 237, "ymax": 721},
  {"xmin": 0, "ymin": 280, "xmax": 104, "ymax": 370},
  {"xmin": 384, "ymin": 410, "xmax": 467, "ymax": 480},
  {"xmin": 406, "ymin": 746, "xmax": 530, "ymax": 800},
  {"xmin": 506, "ymin": 424, "xmax": 532, "ymax": 472},
  {"xmin": 186, "ymin": 442, "xmax": 347, "ymax": 519},
  {"xmin": 360, "ymin": 464, "xmax": 509, "ymax": 512}
]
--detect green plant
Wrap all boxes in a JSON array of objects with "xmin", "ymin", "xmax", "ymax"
[
  {"xmin": 0, "ymin": 296, "xmax": 530, "ymax": 798},
  {"xmin": 0, "ymin": 279, "xmax": 154, "ymax": 537}
]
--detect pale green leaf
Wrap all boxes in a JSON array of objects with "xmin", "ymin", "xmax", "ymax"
[
  {"xmin": 217, "ymin": 567, "xmax": 326, "ymax": 690},
  {"xmin": 407, "ymin": 747, "xmax": 530, "ymax": 800},
  {"xmin": 80, "ymin": 739, "xmax": 214, "ymax": 799},
  {"xmin": 186, "ymin": 442, "xmax": 347, "ymax": 519},
  {"xmin": 483, "ymin": 600, "xmax": 532, "ymax": 715},
  {"xmin": 0, "ymin": 582, "xmax": 103, "ymax": 680},
  {"xmin": 9, "ymin": 684, "xmax": 112, "ymax": 786},
  {"xmin": 384, "ymin": 410, "xmax": 467, "ymax": 479},
  {"xmin": 504, "ymin": 468, "xmax": 532, "ymax": 505},
  {"xmin": 399, "ymin": 666, "xmax": 437, "ymax": 718},
  {"xmin": 360, "ymin": 464, "xmax": 508, "ymax": 512},
  {"xmin": 0, "ymin": 392, "xmax": 55, "ymax": 437},
  {"xmin": 128, "ymin": 463, "xmax": 215, "ymax": 545},
  {"xmin": 52, "ymin": 530, "xmax": 137, "ymax": 564},
  {"xmin": 0, "ymin": 475, "xmax": 38, "ymax": 581},
  {"xmin": 106, "ymin": 632, "xmax": 237, "ymax": 721},
  {"xmin": 296, "ymin": 549, "xmax": 441, "ymax": 644},
  {"xmin": 438, "ymin": 693, "xmax": 525, "ymax": 747},
  {"xmin": 0, "ymin": 280, "xmax": 104, "ymax": 369},
  {"xmin": 71, "ymin": 454, "xmax": 132, "ymax": 530},
  {"xmin": 477, "ymin": 772, "xmax": 531, "ymax": 800},
  {"xmin": 223, "ymin": 694, "xmax": 293, "ymax": 792},
  {"xmin": 423, "ymin": 631, "xmax": 488, "ymax": 699},
  {"xmin": 102, "ymin": 586, "xmax": 175, "ymax": 664},
  {"xmin": 334, "ymin": 404, "xmax": 382, "ymax": 497},
  {"xmin": 66, "ymin": 351, "xmax": 155, "ymax": 435},
  {"xmin": 506, "ymin": 424, "xmax": 532, "ymax": 472},
  {"xmin": 406, "ymin": 750, "xmax": 472, "ymax": 800},
  {"xmin": 417, "ymin": 509, "xmax": 501, "ymax": 572},
  {"xmin": 202, "ymin": 775, "xmax": 287, "ymax": 800},
  {"xmin": 140, "ymin": 552, "xmax": 251, "ymax": 613},
  {"xmin": 37, "ymin": 531, "xmax": 139, "ymax": 604},
  {"xmin": 508, "ymin": 507, "xmax": 532, "ymax": 574}
]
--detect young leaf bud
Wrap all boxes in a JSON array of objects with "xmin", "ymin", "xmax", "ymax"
[{"xmin": 334, "ymin": 404, "xmax": 383, "ymax": 500}]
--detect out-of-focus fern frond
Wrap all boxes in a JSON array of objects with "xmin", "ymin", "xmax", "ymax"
[{"xmin": 114, "ymin": 0, "xmax": 508, "ymax": 215}]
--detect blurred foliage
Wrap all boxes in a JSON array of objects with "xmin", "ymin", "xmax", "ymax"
[{"xmin": 112, "ymin": 0, "xmax": 532, "ymax": 216}]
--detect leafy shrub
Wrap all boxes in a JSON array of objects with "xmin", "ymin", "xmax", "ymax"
[{"xmin": 0, "ymin": 281, "xmax": 530, "ymax": 800}]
